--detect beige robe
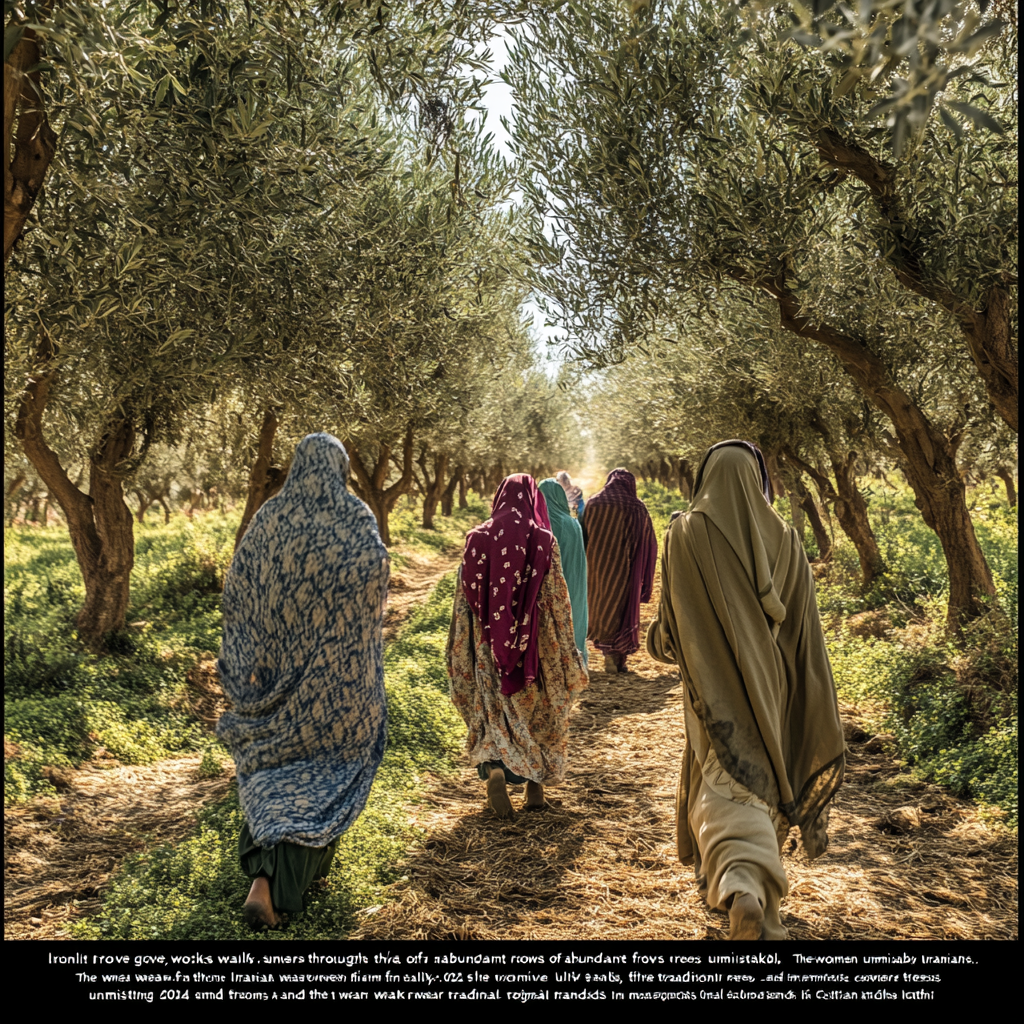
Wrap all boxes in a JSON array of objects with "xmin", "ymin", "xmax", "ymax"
[{"xmin": 646, "ymin": 446, "xmax": 845, "ymax": 935}]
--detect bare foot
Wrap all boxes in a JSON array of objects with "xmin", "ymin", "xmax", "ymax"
[
  {"xmin": 242, "ymin": 876, "xmax": 283, "ymax": 931},
  {"xmin": 486, "ymin": 767, "xmax": 514, "ymax": 819},
  {"xmin": 524, "ymin": 780, "xmax": 549, "ymax": 811},
  {"xmin": 728, "ymin": 892, "xmax": 764, "ymax": 940},
  {"xmin": 603, "ymin": 655, "xmax": 619, "ymax": 674}
]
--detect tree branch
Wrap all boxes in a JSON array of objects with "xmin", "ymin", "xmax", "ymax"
[
  {"xmin": 815, "ymin": 128, "xmax": 1017, "ymax": 430},
  {"xmin": 4, "ymin": 3, "xmax": 59, "ymax": 266}
]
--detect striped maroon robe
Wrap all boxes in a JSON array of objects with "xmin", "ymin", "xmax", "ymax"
[{"xmin": 581, "ymin": 470, "xmax": 657, "ymax": 656}]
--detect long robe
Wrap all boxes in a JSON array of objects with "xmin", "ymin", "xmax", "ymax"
[
  {"xmin": 582, "ymin": 469, "xmax": 657, "ymax": 657},
  {"xmin": 217, "ymin": 434, "xmax": 389, "ymax": 852},
  {"xmin": 448, "ymin": 543, "xmax": 588, "ymax": 785},
  {"xmin": 538, "ymin": 477, "xmax": 589, "ymax": 667},
  {"xmin": 646, "ymin": 446, "xmax": 844, "ymax": 933}
]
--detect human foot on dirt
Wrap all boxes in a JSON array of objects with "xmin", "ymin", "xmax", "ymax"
[
  {"xmin": 486, "ymin": 766, "xmax": 514, "ymax": 819},
  {"xmin": 524, "ymin": 780, "xmax": 549, "ymax": 811},
  {"xmin": 242, "ymin": 877, "xmax": 283, "ymax": 931},
  {"xmin": 728, "ymin": 892, "xmax": 764, "ymax": 940},
  {"xmin": 603, "ymin": 655, "xmax": 619, "ymax": 674}
]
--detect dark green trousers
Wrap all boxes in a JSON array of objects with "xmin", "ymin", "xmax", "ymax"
[{"xmin": 238, "ymin": 821, "xmax": 337, "ymax": 915}]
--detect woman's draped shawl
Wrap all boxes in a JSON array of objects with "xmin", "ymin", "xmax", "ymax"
[
  {"xmin": 216, "ymin": 434, "xmax": 390, "ymax": 848},
  {"xmin": 556, "ymin": 471, "xmax": 585, "ymax": 519},
  {"xmin": 461, "ymin": 474, "xmax": 554, "ymax": 696},
  {"xmin": 538, "ymin": 478, "xmax": 589, "ymax": 667},
  {"xmin": 646, "ymin": 446, "xmax": 845, "ymax": 860},
  {"xmin": 581, "ymin": 468, "xmax": 657, "ymax": 656}
]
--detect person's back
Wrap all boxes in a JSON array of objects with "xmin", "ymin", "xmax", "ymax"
[
  {"xmin": 646, "ymin": 441, "xmax": 844, "ymax": 939},
  {"xmin": 582, "ymin": 468, "xmax": 656, "ymax": 673}
]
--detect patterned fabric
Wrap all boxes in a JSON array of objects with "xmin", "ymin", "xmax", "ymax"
[
  {"xmin": 216, "ymin": 433, "xmax": 390, "ymax": 848},
  {"xmin": 538, "ymin": 478, "xmax": 589, "ymax": 668},
  {"xmin": 581, "ymin": 468, "xmax": 657, "ymax": 657},
  {"xmin": 448, "ymin": 543, "xmax": 589, "ymax": 784},
  {"xmin": 461, "ymin": 474, "xmax": 555, "ymax": 696}
]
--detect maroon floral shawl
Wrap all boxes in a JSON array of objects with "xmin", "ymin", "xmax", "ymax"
[{"xmin": 461, "ymin": 474, "xmax": 555, "ymax": 695}]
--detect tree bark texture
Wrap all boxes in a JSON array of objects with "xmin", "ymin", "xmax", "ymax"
[
  {"xmin": 761, "ymin": 277, "xmax": 996, "ymax": 624},
  {"xmin": 457, "ymin": 466, "xmax": 469, "ymax": 509},
  {"xmin": 418, "ymin": 450, "xmax": 449, "ymax": 529},
  {"xmin": 995, "ymin": 466, "xmax": 1016, "ymax": 507},
  {"xmin": 4, "ymin": 5, "xmax": 58, "ymax": 267},
  {"xmin": 815, "ymin": 129, "xmax": 1018, "ymax": 432},
  {"xmin": 346, "ymin": 425, "xmax": 415, "ymax": 546},
  {"xmin": 441, "ymin": 463, "xmax": 462, "ymax": 517},
  {"xmin": 783, "ymin": 447, "xmax": 885, "ymax": 586},
  {"xmin": 15, "ymin": 335, "xmax": 136, "ymax": 643},
  {"xmin": 785, "ymin": 468, "xmax": 833, "ymax": 563},
  {"xmin": 235, "ymin": 409, "xmax": 289, "ymax": 550}
]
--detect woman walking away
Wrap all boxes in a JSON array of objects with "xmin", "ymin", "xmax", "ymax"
[
  {"xmin": 646, "ymin": 441, "xmax": 845, "ymax": 940},
  {"xmin": 556, "ymin": 470, "xmax": 585, "ymax": 520},
  {"xmin": 582, "ymin": 468, "xmax": 657, "ymax": 674},
  {"xmin": 217, "ymin": 433, "xmax": 390, "ymax": 930},
  {"xmin": 447, "ymin": 474, "xmax": 588, "ymax": 818},
  {"xmin": 538, "ymin": 477, "xmax": 589, "ymax": 668}
]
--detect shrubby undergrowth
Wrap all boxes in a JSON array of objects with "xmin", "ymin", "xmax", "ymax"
[
  {"xmin": 817, "ymin": 485, "xmax": 1017, "ymax": 828},
  {"xmin": 3, "ymin": 477, "xmax": 1017, "ymax": 939}
]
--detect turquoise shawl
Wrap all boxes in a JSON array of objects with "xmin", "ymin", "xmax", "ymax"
[{"xmin": 538, "ymin": 478, "xmax": 589, "ymax": 667}]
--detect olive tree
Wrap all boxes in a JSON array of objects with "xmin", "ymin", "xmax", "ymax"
[{"xmin": 506, "ymin": 0, "xmax": 1015, "ymax": 625}]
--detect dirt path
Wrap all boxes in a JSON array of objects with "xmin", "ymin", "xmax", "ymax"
[
  {"xmin": 7, "ymin": 550, "xmax": 1015, "ymax": 941},
  {"xmin": 353, "ymin": 572, "xmax": 1018, "ymax": 941},
  {"xmin": 3, "ymin": 547, "xmax": 462, "ymax": 941},
  {"xmin": 4, "ymin": 756, "xmax": 234, "ymax": 939}
]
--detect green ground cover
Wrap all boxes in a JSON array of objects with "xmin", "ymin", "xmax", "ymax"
[
  {"xmin": 3, "ymin": 478, "xmax": 1017, "ymax": 938},
  {"xmin": 4, "ymin": 494, "xmax": 487, "ymax": 806}
]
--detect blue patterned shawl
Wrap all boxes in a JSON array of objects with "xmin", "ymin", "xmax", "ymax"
[{"xmin": 216, "ymin": 433, "xmax": 390, "ymax": 848}]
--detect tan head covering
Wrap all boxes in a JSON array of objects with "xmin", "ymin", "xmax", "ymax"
[
  {"xmin": 689, "ymin": 446, "xmax": 789, "ymax": 632},
  {"xmin": 647, "ymin": 443, "xmax": 844, "ymax": 859}
]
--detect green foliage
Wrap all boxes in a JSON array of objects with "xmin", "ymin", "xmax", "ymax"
[
  {"xmin": 3, "ymin": 515, "xmax": 240, "ymax": 802},
  {"xmin": 73, "ymin": 568, "xmax": 468, "ymax": 940},
  {"xmin": 387, "ymin": 492, "xmax": 490, "ymax": 565},
  {"xmin": 637, "ymin": 479, "xmax": 687, "ymax": 540},
  {"xmin": 821, "ymin": 485, "xmax": 1018, "ymax": 827}
]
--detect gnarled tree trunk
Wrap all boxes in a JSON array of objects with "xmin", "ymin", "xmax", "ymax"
[
  {"xmin": 235, "ymin": 409, "xmax": 289, "ymax": 550},
  {"xmin": 15, "ymin": 340, "xmax": 136, "ymax": 645},
  {"xmin": 418, "ymin": 450, "xmax": 449, "ymax": 529},
  {"xmin": 457, "ymin": 466, "xmax": 469, "ymax": 509},
  {"xmin": 4, "ymin": 4, "xmax": 58, "ymax": 267},
  {"xmin": 441, "ymin": 464, "xmax": 462, "ymax": 517},
  {"xmin": 764, "ymin": 278, "xmax": 996, "ymax": 625},
  {"xmin": 995, "ymin": 466, "xmax": 1016, "ymax": 507},
  {"xmin": 815, "ymin": 130, "xmax": 1017, "ymax": 433},
  {"xmin": 346, "ymin": 425, "xmax": 415, "ymax": 546},
  {"xmin": 784, "ymin": 448, "xmax": 884, "ymax": 585},
  {"xmin": 784, "ymin": 468, "xmax": 833, "ymax": 563}
]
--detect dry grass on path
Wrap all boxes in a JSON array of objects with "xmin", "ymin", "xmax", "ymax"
[
  {"xmin": 4, "ymin": 755, "xmax": 234, "ymax": 940},
  {"xmin": 354, "ymin": 575, "xmax": 1018, "ymax": 942}
]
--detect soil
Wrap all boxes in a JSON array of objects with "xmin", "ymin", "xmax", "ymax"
[
  {"xmin": 5, "ymin": 548, "xmax": 1017, "ymax": 941},
  {"xmin": 4, "ymin": 756, "xmax": 233, "ymax": 940},
  {"xmin": 352, "ymin": 571, "xmax": 1018, "ymax": 942}
]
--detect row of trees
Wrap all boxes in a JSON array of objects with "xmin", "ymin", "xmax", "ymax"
[
  {"xmin": 506, "ymin": 0, "xmax": 1017, "ymax": 626},
  {"xmin": 4, "ymin": 1, "xmax": 584, "ymax": 644},
  {"xmin": 5, "ymin": 1, "xmax": 1016, "ymax": 643}
]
